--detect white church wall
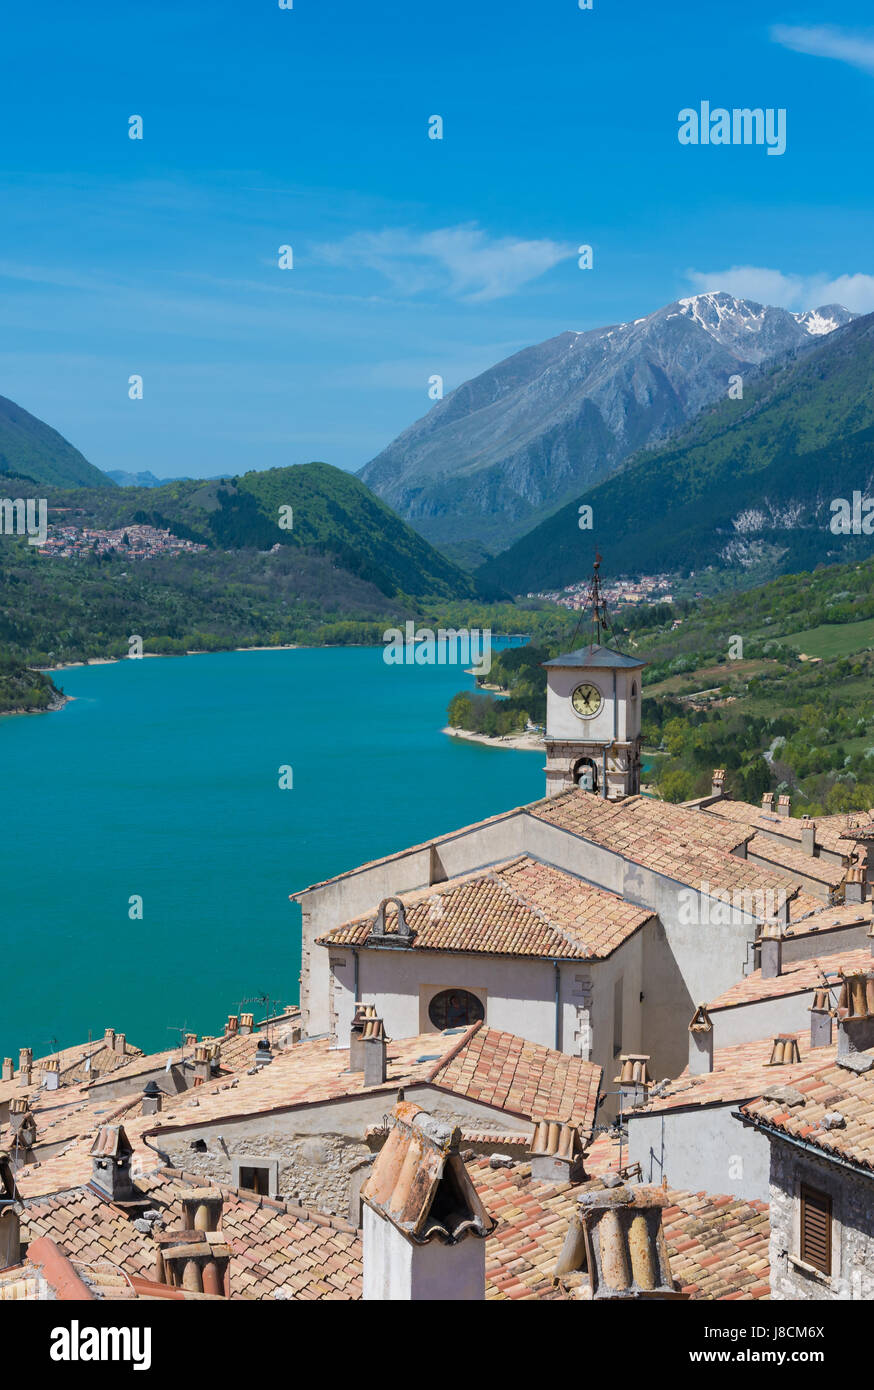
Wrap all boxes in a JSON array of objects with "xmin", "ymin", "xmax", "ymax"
[{"xmin": 299, "ymin": 813, "xmax": 528, "ymax": 1035}]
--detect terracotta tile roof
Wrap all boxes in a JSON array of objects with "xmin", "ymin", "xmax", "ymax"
[
  {"xmin": 528, "ymin": 792, "xmax": 799, "ymax": 904},
  {"xmin": 635, "ymin": 1032, "xmax": 839, "ymax": 1114},
  {"xmin": 22, "ymin": 1168, "xmax": 362, "ymax": 1301},
  {"xmin": 704, "ymin": 800, "xmax": 862, "ymax": 854},
  {"xmin": 317, "ymin": 855, "xmax": 653, "ymax": 961},
  {"xmin": 13, "ymin": 1026, "xmax": 599, "ymax": 1199},
  {"xmin": 84, "ymin": 1029, "xmax": 266, "ymax": 1091},
  {"xmin": 0, "ymin": 1038, "xmax": 142, "ymax": 1108},
  {"xmin": 746, "ymin": 833, "xmax": 847, "ymax": 888},
  {"xmin": 785, "ymin": 901, "xmax": 872, "ymax": 935},
  {"xmin": 474, "ymin": 1160, "xmax": 770, "ymax": 1301},
  {"xmin": 741, "ymin": 1050, "xmax": 874, "ymax": 1173},
  {"xmin": 430, "ymin": 1028, "xmax": 602, "ymax": 1133},
  {"xmin": 709, "ymin": 948, "xmax": 871, "ymax": 1012}
]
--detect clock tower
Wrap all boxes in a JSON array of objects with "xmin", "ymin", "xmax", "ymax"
[{"xmin": 542, "ymin": 557, "xmax": 646, "ymax": 800}]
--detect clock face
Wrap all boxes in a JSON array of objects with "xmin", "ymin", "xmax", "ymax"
[{"xmin": 572, "ymin": 682, "xmax": 603, "ymax": 719}]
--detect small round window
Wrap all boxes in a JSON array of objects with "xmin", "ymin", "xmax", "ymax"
[{"xmin": 428, "ymin": 988, "xmax": 484, "ymax": 1030}]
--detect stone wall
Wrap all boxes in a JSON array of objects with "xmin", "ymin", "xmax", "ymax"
[
  {"xmin": 768, "ymin": 1136, "xmax": 874, "ymax": 1299},
  {"xmin": 159, "ymin": 1131, "xmax": 372, "ymax": 1218}
]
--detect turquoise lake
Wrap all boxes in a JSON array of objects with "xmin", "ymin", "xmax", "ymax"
[{"xmin": 0, "ymin": 646, "xmax": 544, "ymax": 1059}]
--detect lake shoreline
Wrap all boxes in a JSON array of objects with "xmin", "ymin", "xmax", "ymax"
[{"xmin": 442, "ymin": 725, "xmax": 545, "ymax": 753}]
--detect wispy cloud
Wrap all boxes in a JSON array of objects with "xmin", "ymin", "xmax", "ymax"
[
  {"xmin": 685, "ymin": 265, "xmax": 874, "ymax": 314},
  {"xmin": 771, "ymin": 24, "xmax": 874, "ymax": 75},
  {"xmin": 314, "ymin": 224, "xmax": 571, "ymax": 302}
]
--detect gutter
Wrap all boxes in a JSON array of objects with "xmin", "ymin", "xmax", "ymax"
[{"xmin": 733, "ymin": 1109, "xmax": 874, "ymax": 1182}]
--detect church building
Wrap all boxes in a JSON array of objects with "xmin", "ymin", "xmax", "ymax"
[{"xmin": 291, "ymin": 569, "xmax": 869, "ymax": 1086}]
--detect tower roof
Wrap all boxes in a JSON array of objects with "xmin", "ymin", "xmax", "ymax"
[{"xmin": 542, "ymin": 643, "xmax": 645, "ymax": 670}]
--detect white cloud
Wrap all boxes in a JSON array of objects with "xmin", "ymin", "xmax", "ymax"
[
  {"xmin": 685, "ymin": 265, "xmax": 874, "ymax": 314},
  {"xmin": 771, "ymin": 24, "xmax": 874, "ymax": 75},
  {"xmin": 314, "ymin": 224, "xmax": 571, "ymax": 302}
]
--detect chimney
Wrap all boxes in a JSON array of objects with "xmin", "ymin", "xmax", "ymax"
[
  {"xmin": 114, "ymin": 1032, "xmax": 126, "ymax": 1055},
  {"xmin": 142, "ymin": 1080, "xmax": 162, "ymax": 1115},
  {"xmin": 846, "ymin": 854, "xmax": 868, "ymax": 905},
  {"xmin": 363, "ymin": 1027, "xmax": 387, "ymax": 1087},
  {"xmin": 41, "ymin": 1058, "xmax": 60, "ymax": 1091},
  {"xmin": 103, "ymin": 1029, "xmax": 116, "ymax": 1052},
  {"xmin": 809, "ymin": 989, "xmax": 834, "ymax": 1049},
  {"xmin": 193, "ymin": 1045, "xmax": 211, "ymax": 1085},
  {"xmin": 760, "ymin": 919, "xmax": 785, "ymax": 979},
  {"xmin": 777, "ymin": 794, "xmax": 791, "ymax": 818},
  {"xmin": 349, "ymin": 1002, "xmax": 380, "ymax": 1072},
  {"xmin": 17, "ymin": 1066, "xmax": 31, "ymax": 1089},
  {"xmin": 761, "ymin": 792, "xmax": 775, "ymax": 814},
  {"xmin": 361, "ymin": 1101, "xmax": 494, "ymax": 1301},
  {"xmin": 711, "ymin": 768, "xmax": 726, "ymax": 799},
  {"xmin": 801, "ymin": 816, "xmax": 816, "ymax": 856},
  {"xmin": 184, "ymin": 1032, "xmax": 197, "ymax": 1048},
  {"xmin": 1, "ymin": 1060, "xmax": 12, "ymax": 1083},
  {"xmin": 836, "ymin": 971, "xmax": 874, "ymax": 1056},
  {"xmin": 688, "ymin": 1004, "xmax": 714, "ymax": 1075},
  {"xmin": 89, "ymin": 1125, "xmax": 136, "ymax": 1203},
  {"xmin": 239, "ymin": 1013, "xmax": 254, "ymax": 1036},
  {"xmin": 768, "ymin": 1035, "xmax": 802, "ymax": 1065},
  {"xmin": 614, "ymin": 1055, "xmax": 651, "ymax": 1110},
  {"xmin": 225, "ymin": 1015, "xmax": 239, "ymax": 1037},
  {"xmin": 254, "ymin": 1039, "xmax": 273, "ymax": 1068},
  {"xmin": 529, "ymin": 1119, "xmax": 585, "ymax": 1184},
  {"xmin": 554, "ymin": 1186, "xmax": 686, "ymax": 1300},
  {"xmin": 17, "ymin": 1049, "xmax": 31, "ymax": 1074},
  {"xmin": 180, "ymin": 1187, "xmax": 222, "ymax": 1233},
  {"xmin": 8, "ymin": 1099, "xmax": 36, "ymax": 1153},
  {"xmin": 155, "ymin": 1229, "xmax": 230, "ymax": 1296},
  {"xmin": 0, "ymin": 1152, "xmax": 20, "ymax": 1271}
]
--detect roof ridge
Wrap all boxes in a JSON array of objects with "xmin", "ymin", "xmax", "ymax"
[{"xmin": 427, "ymin": 1020, "xmax": 483, "ymax": 1084}]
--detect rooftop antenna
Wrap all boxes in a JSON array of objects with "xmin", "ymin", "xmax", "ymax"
[
  {"xmin": 166, "ymin": 1023, "xmax": 191, "ymax": 1065},
  {"xmin": 238, "ymin": 992, "xmax": 276, "ymax": 1044}
]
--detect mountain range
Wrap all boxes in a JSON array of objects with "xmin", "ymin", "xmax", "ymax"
[
  {"xmin": 477, "ymin": 309, "xmax": 874, "ymax": 595},
  {"xmin": 359, "ymin": 293, "xmax": 856, "ymax": 559}
]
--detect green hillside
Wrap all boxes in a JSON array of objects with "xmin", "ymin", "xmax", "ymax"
[
  {"xmin": 0, "ymin": 656, "xmax": 63, "ymax": 714},
  {"xmin": 0, "ymin": 395, "xmax": 112, "ymax": 489},
  {"xmin": 478, "ymin": 312, "xmax": 874, "ymax": 595},
  {"xmin": 30, "ymin": 463, "xmax": 475, "ymax": 602}
]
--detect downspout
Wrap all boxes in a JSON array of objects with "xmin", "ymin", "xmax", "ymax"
[
  {"xmin": 352, "ymin": 947, "xmax": 360, "ymax": 1004},
  {"xmin": 552, "ymin": 960, "xmax": 561, "ymax": 1051},
  {"xmin": 602, "ymin": 746, "xmax": 608, "ymax": 799}
]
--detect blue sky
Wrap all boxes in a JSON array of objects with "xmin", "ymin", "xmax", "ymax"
[{"xmin": 3, "ymin": 0, "xmax": 874, "ymax": 478}]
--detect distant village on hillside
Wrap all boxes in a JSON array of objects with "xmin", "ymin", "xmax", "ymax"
[{"xmin": 38, "ymin": 522, "xmax": 205, "ymax": 561}]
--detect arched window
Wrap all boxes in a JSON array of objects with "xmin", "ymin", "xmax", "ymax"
[
  {"xmin": 631, "ymin": 681, "xmax": 638, "ymax": 699},
  {"xmin": 428, "ymin": 988, "xmax": 484, "ymax": 1030},
  {"xmin": 573, "ymin": 756, "xmax": 598, "ymax": 792}
]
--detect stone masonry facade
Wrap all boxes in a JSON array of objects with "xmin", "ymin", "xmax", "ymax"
[{"xmin": 768, "ymin": 1138, "xmax": 874, "ymax": 1300}]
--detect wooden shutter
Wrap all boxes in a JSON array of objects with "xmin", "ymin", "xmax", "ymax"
[{"xmin": 800, "ymin": 1184, "xmax": 832, "ymax": 1274}]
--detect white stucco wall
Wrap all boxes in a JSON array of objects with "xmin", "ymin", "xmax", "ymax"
[
  {"xmin": 328, "ymin": 932, "xmax": 644, "ymax": 1081},
  {"xmin": 627, "ymin": 1102, "xmax": 771, "ymax": 1200},
  {"xmin": 711, "ymin": 992, "xmax": 825, "ymax": 1049},
  {"xmin": 362, "ymin": 1205, "xmax": 485, "ymax": 1300}
]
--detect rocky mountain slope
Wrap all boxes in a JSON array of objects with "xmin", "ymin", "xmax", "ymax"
[
  {"xmin": 360, "ymin": 293, "xmax": 854, "ymax": 556},
  {"xmin": 477, "ymin": 311, "xmax": 874, "ymax": 595}
]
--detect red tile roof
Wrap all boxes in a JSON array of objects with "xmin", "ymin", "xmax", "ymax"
[
  {"xmin": 708, "ymin": 947, "xmax": 871, "ymax": 1012},
  {"xmin": 317, "ymin": 855, "xmax": 653, "ymax": 961},
  {"xmin": 741, "ymin": 1049, "xmax": 874, "ymax": 1174}
]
